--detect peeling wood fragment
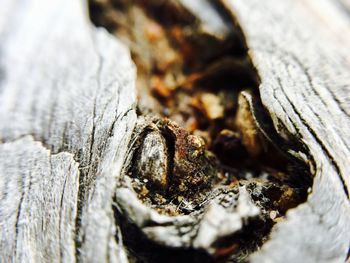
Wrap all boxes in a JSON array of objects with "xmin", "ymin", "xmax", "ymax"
[{"xmin": 235, "ymin": 91, "xmax": 264, "ymax": 157}]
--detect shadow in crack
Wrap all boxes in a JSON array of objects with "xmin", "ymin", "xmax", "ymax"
[{"xmin": 89, "ymin": 0, "xmax": 312, "ymax": 262}]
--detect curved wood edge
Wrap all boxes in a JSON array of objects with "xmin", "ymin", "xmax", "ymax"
[{"xmin": 223, "ymin": 0, "xmax": 350, "ymax": 262}]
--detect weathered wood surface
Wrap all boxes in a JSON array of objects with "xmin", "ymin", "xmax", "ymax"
[
  {"xmin": 0, "ymin": 0, "xmax": 136, "ymax": 262},
  {"xmin": 224, "ymin": 0, "xmax": 350, "ymax": 262},
  {"xmin": 0, "ymin": 0, "xmax": 349, "ymax": 262}
]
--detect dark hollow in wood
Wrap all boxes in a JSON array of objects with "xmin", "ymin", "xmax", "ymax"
[{"xmin": 89, "ymin": 0, "xmax": 313, "ymax": 261}]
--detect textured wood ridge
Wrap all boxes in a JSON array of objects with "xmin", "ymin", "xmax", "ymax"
[
  {"xmin": 0, "ymin": 0, "xmax": 136, "ymax": 262},
  {"xmin": 0, "ymin": 0, "xmax": 349, "ymax": 262},
  {"xmin": 224, "ymin": 0, "xmax": 350, "ymax": 262}
]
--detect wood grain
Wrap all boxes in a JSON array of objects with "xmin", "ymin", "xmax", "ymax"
[
  {"xmin": 223, "ymin": 0, "xmax": 350, "ymax": 262},
  {"xmin": 0, "ymin": 0, "xmax": 349, "ymax": 262},
  {"xmin": 0, "ymin": 0, "xmax": 136, "ymax": 262}
]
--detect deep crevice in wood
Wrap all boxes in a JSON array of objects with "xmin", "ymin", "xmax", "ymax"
[{"xmin": 89, "ymin": 0, "xmax": 314, "ymax": 261}]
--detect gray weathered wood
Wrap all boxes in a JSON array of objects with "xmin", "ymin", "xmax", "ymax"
[
  {"xmin": 223, "ymin": 0, "xmax": 350, "ymax": 262},
  {"xmin": 0, "ymin": 0, "xmax": 349, "ymax": 262},
  {"xmin": 0, "ymin": 0, "xmax": 136, "ymax": 262},
  {"xmin": 0, "ymin": 137, "xmax": 79, "ymax": 262}
]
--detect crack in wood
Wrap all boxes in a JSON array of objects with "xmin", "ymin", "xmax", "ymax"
[{"xmin": 89, "ymin": 0, "xmax": 314, "ymax": 261}]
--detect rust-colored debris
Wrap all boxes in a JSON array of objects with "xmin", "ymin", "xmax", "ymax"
[{"xmin": 89, "ymin": 0, "xmax": 311, "ymax": 261}]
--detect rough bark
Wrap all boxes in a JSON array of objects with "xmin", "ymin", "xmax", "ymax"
[{"xmin": 0, "ymin": 0, "xmax": 349, "ymax": 263}]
